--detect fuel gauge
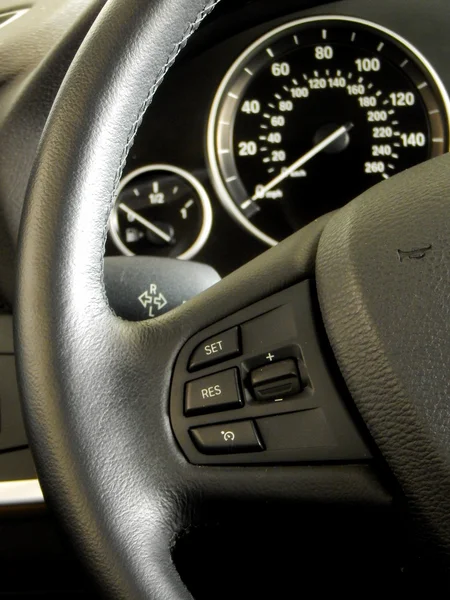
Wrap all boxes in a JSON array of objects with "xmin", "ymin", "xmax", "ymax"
[{"xmin": 110, "ymin": 164, "xmax": 212, "ymax": 259}]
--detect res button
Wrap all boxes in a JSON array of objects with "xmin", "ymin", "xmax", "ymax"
[
  {"xmin": 185, "ymin": 368, "xmax": 243, "ymax": 416},
  {"xmin": 189, "ymin": 327, "xmax": 240, "ymax": 371}
]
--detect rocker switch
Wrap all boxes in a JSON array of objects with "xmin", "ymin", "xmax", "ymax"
[{"xmin": 250, "ymin": 359, "xmax": 302, "ymax": 401}]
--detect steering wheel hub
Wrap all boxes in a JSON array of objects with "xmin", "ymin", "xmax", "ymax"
[{"xmin": 317, "ymin": 153, "xmax": 450, "ymax": 571}]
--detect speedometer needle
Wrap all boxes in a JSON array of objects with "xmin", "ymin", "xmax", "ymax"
[
  {"xmin": 118, "ymin": 203, "xmax": 172, "ymax": 243},
  {"xmin": 249, "ymin": 122, "xmax": 353, "ymax": 203}
]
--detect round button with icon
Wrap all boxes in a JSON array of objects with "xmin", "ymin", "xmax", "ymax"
[{"xmin": 189, "ymin": 420, "xmax": 264, "ymax": 454}]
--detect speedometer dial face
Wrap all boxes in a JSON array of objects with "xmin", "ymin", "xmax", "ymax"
[{"xmin": 207, "ymin": 16, "xmax": 450, "ymax": 245}]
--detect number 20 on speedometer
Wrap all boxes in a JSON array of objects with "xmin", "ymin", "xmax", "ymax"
[{"xmin": 207, "ymin": 16, "xmax": 450, "ymax": 246}]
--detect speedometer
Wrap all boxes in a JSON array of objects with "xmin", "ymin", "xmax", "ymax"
[{"xmin": 207, "ymin": 16, "xmax": 450, "ymax": 245}]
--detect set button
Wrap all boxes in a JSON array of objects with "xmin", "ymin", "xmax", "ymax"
[
  {"xmin": 189, "ymin": 326, "xmax": 240, "ymax": 371},
  {"xmin": 185, "ymin": 368, "xmax": 242, "ymax": 416}
]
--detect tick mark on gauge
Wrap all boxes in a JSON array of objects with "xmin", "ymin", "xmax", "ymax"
[
  {"xmin": 417, "ymin": 81, "xmax": 428, "ymax": 89},
  {"xmin": 244, "ymin": 67, "xmax": 253, "ymax": 76},
  {"xmin": 432, "ymin": 137, "xmax": 444, "ymax": 142},
  {"xmin": 392, "ymin": 153, "xmax": 399, "ymax": 159},
  {"xmin": 326, "ymin": 69, "xmax": 330, "ymax": 76},
  {"xmin": 219, "ymin": 120, "xmax": 230, "ymax": 126},
  {"xmin": 337, "ymin": 70, "xmax": 342, "ymax": 76},
  {"xmin": 226, "ymin": 176, "xmax": 238, "ymax": 183},
  {"xmin": 274, "ymin": 93, "xmax": 282, "ymax": 99},
  {"xmin": 228, "ymin": 92, "xmax": 239, "ymax": 99},
  {"xmin": 388, "ymin": 109, "xmax": 395, "ymax": 114},
  {"xmin": 377, "ymin": 42, "xmax": 384, "ymax": 51},
  {"xmin": 322, "ymin": 29, "xmax": 327, "ymax": 39},
  {"xmin": 351, "ymin": 32, "xmax": 356, "ymax": 41},
  {"xmin": 263, "ymin": 157, "xmax": 271, "ymax": 163},
  {"xmin": 429, "ymin": 108, "xmax": 440, "ymax": 115},
  {"xmin": 241, "ymin": 199, "xmax": 253, "ymax": 210},
  {"xmin": 260, "ymin": 124, "xmax": 268, "ymax": 129},
  {"xmin": 268, "ymin": 103, "xmax": 276, "ymax": 108},
  {"xmin": 263, "ymin": 113, "xmax": 271, "ymax": 119},
  {"xmin": 358, "ymin": 76, "xmax": 364, "ymax": 83},
  {"xmin": 259, "ymin": 135, "xmax": 267, "ymax": 140},
  {"xmin": 303, "ymin": 74, "xmax": 308, "ymax": 81},
  {"xmin": 283, "ymin": 85, "xmax": 290, "ymax": 92},
  {"xmin": 266, "ymin": 47, "xmax": 274, "ymax": 57},
  {"xmin": 388, "ymin": 163, "xmax": 395, "ymax": 170},
  {"xmin": 219, "ymin": 149, "xmax": 230, "ymax": 154},
  {"xmin": 367, "ymin": 83, "xmax": 374, "ymax": 89},
  {"xmin": 382, "ymin": 173, "xmax": 390, "ymax": 179},
  {"xmin": 400, "ymin": 59, "xmax": 409, "ymax": 68},
  {"xmin": 348, "ymin": 72, "xmax": 353, "ymax": 79},
  {"xmin": 376, "ymin": 90, "xmax": 382, "ymax": 96},
  {"xmin": 133, "ymin": 188, "xmax": 140, "ymax": 197},
  {"xmin": 293, "ymin": 35, "xmax": 299, "ymax": 45},
  {"xmin": 392, "ymin": 120, "xmax": 399, "ymax": 125},
  {"xmin": 314, "ymin": 70, "xmax": 319, "ymax": 77},
  {"xmin": 292, "ymin": 78, "xmax": 299, "ymax": 85}
]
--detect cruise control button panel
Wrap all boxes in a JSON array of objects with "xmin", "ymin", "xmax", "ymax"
[
  {"xmin": 170, "ymin": 280, "xmax": 372, "ymax": 465},
  {"xmin": 190, "ymin": 420, "xmax": 263, "ymax": 454},
  {"xmin": 185, "ymin": 368, "xmax": 242, "ymax": 416},
  {"xmin": 189, "ymin": 326, "xmax": 240, "ymax": 371}
]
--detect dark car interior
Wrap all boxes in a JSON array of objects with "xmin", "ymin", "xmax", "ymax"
[{"xmin": 0, "ymin": 0, "xmax": 450, "ymax": 597}]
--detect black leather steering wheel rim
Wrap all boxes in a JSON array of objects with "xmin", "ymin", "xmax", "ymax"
[
  {"xmin": 15, "ymin": 0, "xmax": 450, "ymax": 596},
  {"xmin": 16, "ymin": 1, "xmax": 225, "ymax": 597}
]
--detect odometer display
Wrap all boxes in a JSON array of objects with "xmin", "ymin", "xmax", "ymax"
[{"xmin": 207, "ymin": 16, "xmax": 450, "ymax": 245}]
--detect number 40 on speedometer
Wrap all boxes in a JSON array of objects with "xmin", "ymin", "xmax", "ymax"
[{"xmin": 208, "ymin": 15, "xmax": 450, "ymax": 246}]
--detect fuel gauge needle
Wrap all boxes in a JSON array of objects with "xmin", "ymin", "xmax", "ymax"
[
  {"xmin": 118, "ymin": 203, "xmax": 172, "ymax": 243},
  {"xmin": 245, "ymin": 122, "xmax": 353, "ymax": 207}
]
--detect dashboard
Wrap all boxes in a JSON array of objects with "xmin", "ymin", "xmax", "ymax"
[
  {"xmin": 105, "ymin": 0, "xmax": 450, "ymax": 278},
  {"xmin": 0, "ymin": 0, "xmax": 449, "ymax": 596}
]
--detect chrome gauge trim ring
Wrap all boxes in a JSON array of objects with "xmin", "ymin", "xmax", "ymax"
[
  {"xmin": 207, "ymin": 14, "xmax": 450, "ymax": 246},
  {"xmin": 110, "ymin": 164, "xmax": 213, "ymax": 260}
]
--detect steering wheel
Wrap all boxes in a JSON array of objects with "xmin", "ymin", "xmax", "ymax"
[{"xmin": 14, "ymin": 0, "xmax": 450, "ymax": 597}]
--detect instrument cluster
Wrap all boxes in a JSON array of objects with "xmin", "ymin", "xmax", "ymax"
[{"xmin": 106, "ymin": 0, "xmax": 450, "ymax": 276}]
